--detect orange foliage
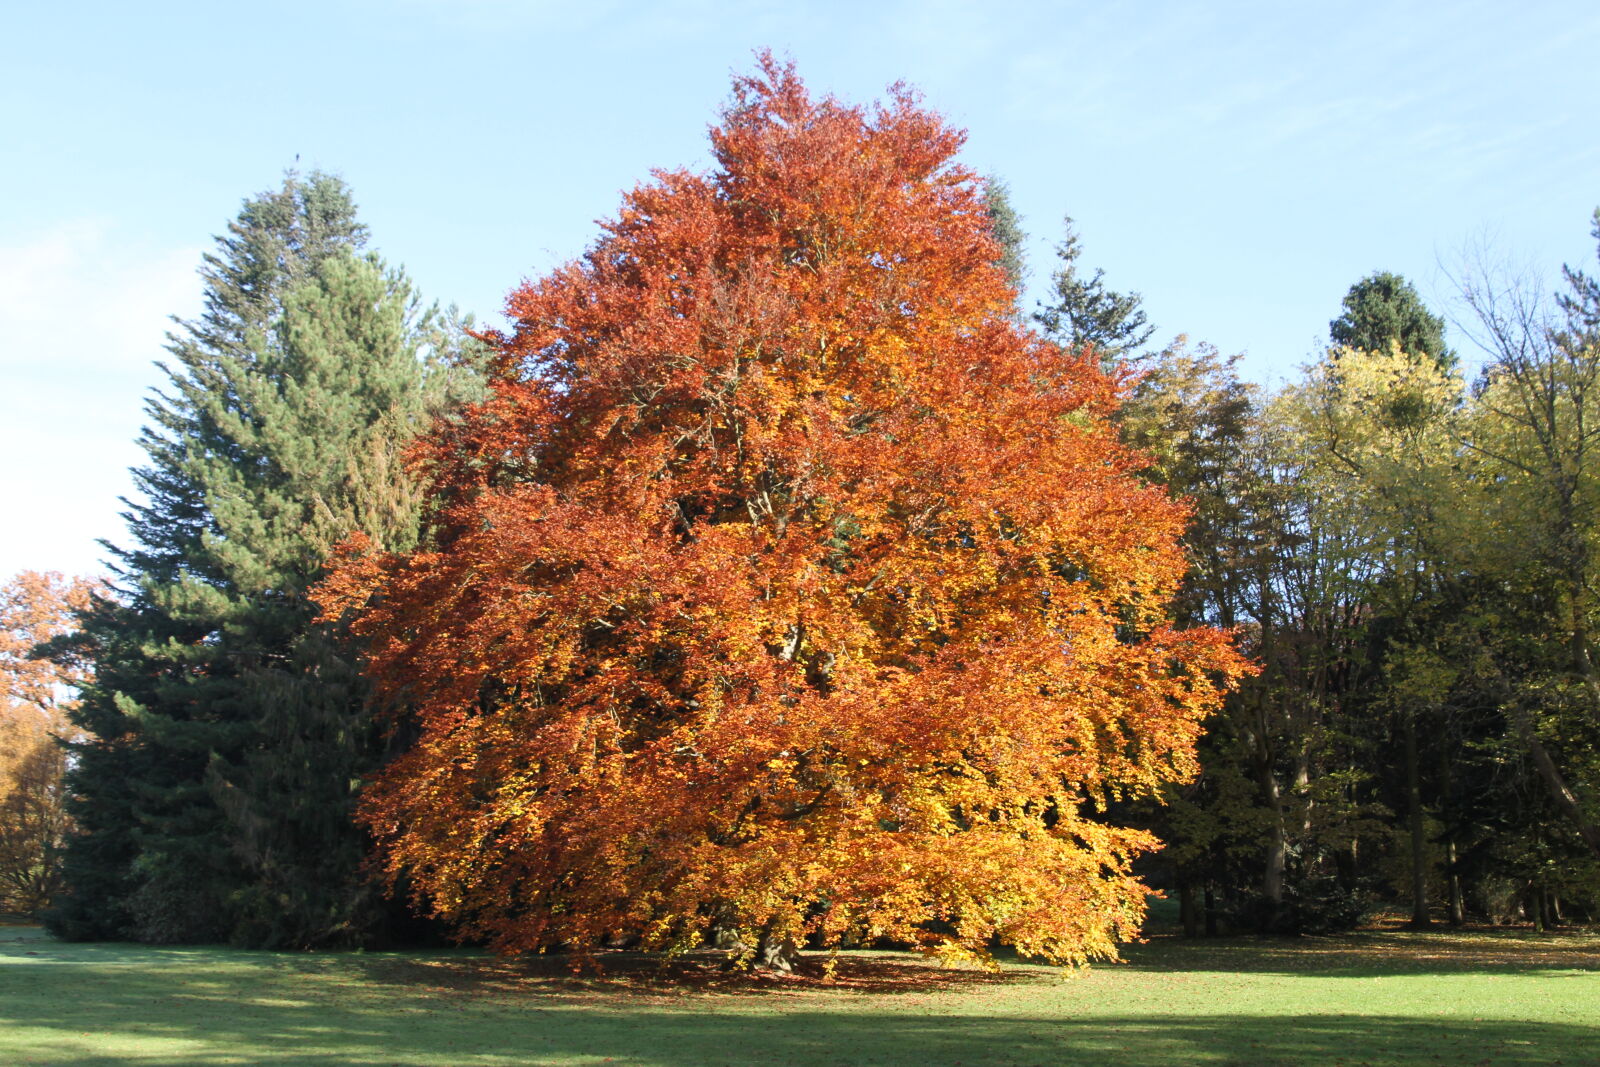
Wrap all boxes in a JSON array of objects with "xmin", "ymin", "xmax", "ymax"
[
  {"xmin": 319, "ymin": 57, "xmax": 1248, "ymax": 967},
  {"xmin": 0, "ymin": 571, "xmax": 94, "ymax": 726},
  {"xmin": 1, "ymin": 571, "xmax": 98, "ymax": 913}
]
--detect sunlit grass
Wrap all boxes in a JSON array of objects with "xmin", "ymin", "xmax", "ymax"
[{"xmin": 3, "ymin": 923, "xmax": 1597, "ymax": 1065}]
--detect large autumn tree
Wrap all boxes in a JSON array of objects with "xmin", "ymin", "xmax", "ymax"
[{"xmin": 322, "ymin": 58, "xmax": 1246, "ymax": 970}]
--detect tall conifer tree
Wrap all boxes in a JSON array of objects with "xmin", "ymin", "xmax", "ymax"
[
  {"xmin": 52, "ymin": 172, "xmax": 461, "ymax": 945},
  {"xmin": 1033, "ymin": 216, "xmax": 1154, "ymax": 365}
]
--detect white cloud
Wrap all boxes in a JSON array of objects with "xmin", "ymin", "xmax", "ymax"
[
  {"xmin": 0, "ymin": 222, "xmax": 201, "ymax": 580},
  {"xmin": 0, "ymin": 220, "xmax": 200, "ymax": 377}
]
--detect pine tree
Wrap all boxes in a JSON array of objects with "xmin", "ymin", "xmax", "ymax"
[
  {"xmin": 1033, "ymin": 216, "xmax": 1154, "ymax": 365},
  {"xmin": 982, "ymin": 174, "xmax": 1027, "ymax": 297},
  {"xmin": 204, "ymin": 252, "xmax": 454, "ymax": 947},
  {"xmin": 51, "ymin": 172, "xmax": 463, "ymax": 945},
  {"xmin": 1329, "ymin": 271, "xmax": 1452, "ymax": 369}
]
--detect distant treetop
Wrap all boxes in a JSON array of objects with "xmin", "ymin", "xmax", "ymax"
[
  {"xmin": 982, "ymin": 174, "xmax": 1027, "ymax": 297},
  {"xmin": 1330, "ymin": 271, "xmax": 1452, "ymax": 369},
  {"xmin": 1033, "ymin": 216, "xmax": 1154, "ymax": 366}
]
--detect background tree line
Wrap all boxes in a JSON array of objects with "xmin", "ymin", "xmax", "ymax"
[
  {"xmin": 2, "ymin": 135, "xmax": 1597, "ymax": 947},
  {"xmin": 1013, "ymin": 192, "xmax": 1600, "ymax": 934}
]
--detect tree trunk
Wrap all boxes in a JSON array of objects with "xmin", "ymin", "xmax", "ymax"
[
  {"xmin": 755, "ymin": 920, "xmax": 799, "ymax": 973},
  {"xmin": 1509, "ymin": 703, "xmax": 1600, "ymax": 860},
  {"xmin": 1203, "ymin": 885, "xmax": 1218, "ymax": 937},
  {"xmin": 1261, "ymin": 766, "xmax": 1287, "ymax": 931},
  {"xmin": 1294, "ymin": 747, "xmax": 1313, "ymax": 838},
  {"xmin": 1335, "ymin": 838, "xmax": 1358, "ymax": 894},
  {"xmin": 1440, "ymin": 743, "xmax": 1464, "ymax": 926},
  {"xmin": 1179, "ymin": 880, "xmax": 1198, "ymax": 938},
  {"xmin": 1405, "ymin": 713, "xmax": 1432, "ymax": 928},
  {"xmin": 1446, "ymin": 839, "xmax": 1465, "ymax": 926}
]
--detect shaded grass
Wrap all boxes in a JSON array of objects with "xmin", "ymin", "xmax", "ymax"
[{"xmin": 3, "ymin": 924, "xmax": 1598, "ymax": 1065}]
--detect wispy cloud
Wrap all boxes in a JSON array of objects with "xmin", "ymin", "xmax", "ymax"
[
  {"xmin": 0, "ymin": 222, "xmax": 200, "ymax": 579},
  {"xmin": 0, "ymin": 221, "xmax": 198, "ymax": 376}
]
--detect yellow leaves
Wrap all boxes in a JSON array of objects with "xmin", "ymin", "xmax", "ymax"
[{"xmin": 1268, "ymin": 343, "xmax": 1470, "ymax": 586}]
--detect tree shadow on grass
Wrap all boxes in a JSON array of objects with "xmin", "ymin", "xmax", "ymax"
[
  {"xmin": 2, "ymin": 925, "xmax": 1021, "ymax": 997},
  {"xmin": 5, "ymin": 928, "xmax": 1599, "ymax": 1065},
  {"xmin": 4, "ymin": 989, "xmax": 1597, "ymax": 1067},
  {"xmin": 350, "ymin": 948, "xmax": 1028, "ymax": 1000},
  {"xmin": 16, "ymin": 921, "xmax": 1596, "ymax": 983}
]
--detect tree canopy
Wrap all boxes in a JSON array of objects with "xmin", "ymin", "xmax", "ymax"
[
  {"xmin": 319, "ymin": 58, "xmax": 1246, "ymax": 970},
  {"xmin": 0, "ymin": 571, "xmax": 97, "ymax": 915},
  {"xmin": 1329, "ymin": 271, "xmax": 1452, "ymax": 369}
]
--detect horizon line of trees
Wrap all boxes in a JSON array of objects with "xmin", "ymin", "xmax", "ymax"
[
  {"xmin": 3, "ymin": 64, "xmax": 1597, "ymax": 955},
  {"xmin": 976, "ymin": 177, "xmax": 1600, "ymax": 935},
  {"xmin": 1065, "ymin": 212, "xmax": 1600, "ymax": 935}
]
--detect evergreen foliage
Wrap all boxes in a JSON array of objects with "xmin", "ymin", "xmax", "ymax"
[
  {"xmin": 1329, "ymin": 271, "xmax": 1452, "ymax": 369},
  {"xmin": 50, "ymin": 172, "xmax": 469, "ymax": 947},
  {"xmin": 981, "ymin": 174, "xmax": 1027, "ymax": 296},
  {"xmin": 1033, "ymin": 216, "xmax": 1154, "ymax": 364},
  {"xmin": 1558, "ymin": 209, "xmax": 1600, "ymax": 344}
]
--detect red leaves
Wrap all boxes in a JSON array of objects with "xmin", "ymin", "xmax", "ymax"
[{"xmin": 322, "ymin": 58, "xmax": 1248, "ymax": 968}]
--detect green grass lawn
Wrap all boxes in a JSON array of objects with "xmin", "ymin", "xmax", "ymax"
[{"xmin": 3, "ymin": 922, "xmax": 1598, "ymax": 1066}]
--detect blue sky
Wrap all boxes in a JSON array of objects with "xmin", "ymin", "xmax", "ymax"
[{"xmin": 3, "ymin": 0, "xmax": 1598, "ymax": 579}]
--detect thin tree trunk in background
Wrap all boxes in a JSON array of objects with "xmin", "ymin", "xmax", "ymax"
[
  {"xmin": 1440, "ymin": 740, "xmax": 1464, "ymax": 926},
  {"xmin": 1446, "ymin": 839, "xmax": 1465, "ymax": 926},
  {"xmin": 1510, "ymin": 703, "xmax": 1600, "ymax": 860},
  {"xmin": 1179, "ymin": 881, "xmax": 1199, "ymax": 938},
  {"xmin": 1405, "ymin": 712, "xmax": 1431, "ymax": 928},
  {"xmin": 1260, "ymin": 749, "xmax": 1287, "ymax": 930}
]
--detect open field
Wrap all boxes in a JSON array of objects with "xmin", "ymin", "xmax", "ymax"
[{"xmin": 3, "ymin": 923, "xmax": 1598, "ymax": 1066}]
